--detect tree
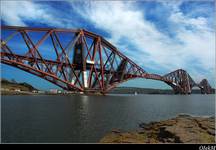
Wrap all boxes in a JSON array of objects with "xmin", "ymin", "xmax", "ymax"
[{"xmin": 11, "ymin": 79, "xmax": 17, "ymax": 83}]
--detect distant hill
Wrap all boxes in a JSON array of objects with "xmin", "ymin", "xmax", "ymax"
[
  {"xmin": 109, "ymin": 87, "xmax": 215, "ymax": 94},
  {"xmin": 1, "ymin": 78, "xmax": 38, "ymax": 91},
  {"xmin": 109, "ymin": 87, "xmax": 173, "ymax": 94}
]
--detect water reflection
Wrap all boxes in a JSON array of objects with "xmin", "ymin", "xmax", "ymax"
[
  {"xmin": 81, "ymin": 95, "xmax": 89, "ymax": 105},
  {"xmin": 80, "ymin": 95, "xmax": 89, "ymax": 116},
  {"xmin": 2, "ymin": 94, "xmax": 215, "ymax": 143}
]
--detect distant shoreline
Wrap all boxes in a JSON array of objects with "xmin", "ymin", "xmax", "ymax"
[
  {"xmin": 109, "ymin": 87, "xmax": 215, "ymax": 94},
  {"xmin": 1, "ymin": 78, "xmax": 215, "ymax": 95},
  {"xmin": 0, "ymin": 90, "xmax": 80, "ymax": 96},
  {"xmin": 1, "ymin": 90, "xmax": 215, "ymax": 96}
]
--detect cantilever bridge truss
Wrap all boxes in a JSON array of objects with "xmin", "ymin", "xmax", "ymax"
[{"xmin": 0, "ymin": 26, "xmax": 213, "ymax": 94}]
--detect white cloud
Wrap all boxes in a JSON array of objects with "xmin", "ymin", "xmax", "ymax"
[
  {"xmin": 70, "ymin": 1, "xmax": 215, "ymax": 83},
  {"xmin": 1, "ymin": 1, "xmax": 64, "ymax": 27}
]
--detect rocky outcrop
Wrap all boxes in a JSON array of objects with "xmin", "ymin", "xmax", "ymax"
[{"xmin": 100, "ymin": 114, "xmax": 215, "ymax": 143}]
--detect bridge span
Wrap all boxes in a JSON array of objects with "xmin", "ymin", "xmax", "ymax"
[{"xmin": 0, "ymin": 26, "xmax": 213, "ymax": 94}]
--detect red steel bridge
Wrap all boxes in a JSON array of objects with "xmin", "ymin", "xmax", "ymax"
[{"xmin": 0, "ymin": 26, "xmax": 213, "ymax": 94}]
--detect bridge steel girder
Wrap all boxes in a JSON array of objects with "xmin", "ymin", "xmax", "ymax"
[
  {"xmin": 1, "ymin": 26, "xmax": 146, "ymax": 94},
  {"xmin": 199, "ymin": 79, "xmax": 212, "ymax": 94},
  {"xmin": 162, "ymin": 69, "xmax": 194, "ymax": 94},
  {"xmin": 162, "ymin": 69, "xmax": 212, "ymax": 94},
  {"xmin": 0, "ymin": 26, "xmax": 213, "ymax": 94}
]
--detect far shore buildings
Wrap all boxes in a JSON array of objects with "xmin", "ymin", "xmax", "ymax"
[
  {"xmin": 1, "ymin": 88, "xmax": 20, "ymax": 92},
  {"xmin": 49, "ymin": 89, "xmax": 79, "ymax": 94},
  {"xmin": 49, "ymin": 89, "xmax": 63, "ymax": 94},
  {"xmin": 50, "ymin": 89, "xmax": 58, "ymax": 94}
]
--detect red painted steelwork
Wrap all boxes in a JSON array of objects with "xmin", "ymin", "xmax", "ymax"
[{"xmin": 0, "ymin": 26, "xmax": 213, "ymax": 94}]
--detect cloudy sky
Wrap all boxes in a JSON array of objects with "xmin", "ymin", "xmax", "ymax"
[{"xmin": 1, "ymin": 0, "xmax": 215, "ymax": 90}]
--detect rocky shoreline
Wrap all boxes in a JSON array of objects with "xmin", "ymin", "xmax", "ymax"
[{"xmin": 100, "ymin": 114, "xmax": 215, "ymax": 143}]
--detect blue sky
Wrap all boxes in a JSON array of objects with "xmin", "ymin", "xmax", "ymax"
[{"xmin": 1, "ymin": 0, "xmax": 215, "ymax": 90}]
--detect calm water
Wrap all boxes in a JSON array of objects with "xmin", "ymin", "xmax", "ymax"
[{"xmin": 1, "ymin": 94, "xmax": 215, "ymax": 143}]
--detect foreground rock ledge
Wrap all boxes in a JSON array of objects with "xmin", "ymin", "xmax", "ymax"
[{"xmin": 100, "ymin": 115, "xmax": 215, "ymax": 143}]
